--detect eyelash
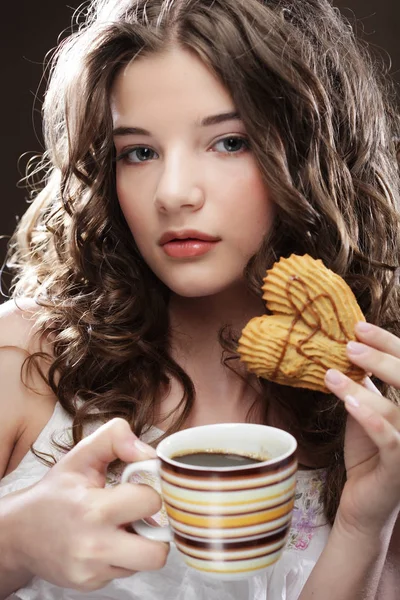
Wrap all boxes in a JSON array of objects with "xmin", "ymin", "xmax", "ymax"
[{"xmin": 116, "ymin": 135, "xmax": 250, "ymax": 165}]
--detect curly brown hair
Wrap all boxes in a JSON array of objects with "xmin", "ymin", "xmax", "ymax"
[{"xmin": 6, "ymin": 0, "xmax": 400, "ymax": 525}]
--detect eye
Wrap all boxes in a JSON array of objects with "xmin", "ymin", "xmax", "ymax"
[
  {"xmin": 117, "ymin": 146, "xmax": 159, "ymax": 164},
  {"xmin": 212, "ymin": 136, "xmax": 249, "ymax": 154}
]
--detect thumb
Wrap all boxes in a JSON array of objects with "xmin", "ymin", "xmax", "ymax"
[{"xmin": 57, "ymin": 418, "xmax": 157, "ymax": 485}]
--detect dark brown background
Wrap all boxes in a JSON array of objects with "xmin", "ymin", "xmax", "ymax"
[{"xmin": 1, "ymin": 1, "xmax": 399, "ymax": 296}]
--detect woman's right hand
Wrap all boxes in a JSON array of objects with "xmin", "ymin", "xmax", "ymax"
[{"xmin": 5, "ymin": 418, "xmax": 170, "ymax": 592}]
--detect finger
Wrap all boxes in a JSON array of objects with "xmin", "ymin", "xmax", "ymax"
[
  {"xmin": 346, "ymin": 341, "xmax": 400, "ymax": 388},
  {"xmin": 343, "ymin": 398, "xmax": 400, "ymax": 478},
  {"xmin": 59, "ymin": 418, "xmax": 157, "ymax": 483},
  {"xmin": 89, "ymin": 482, "xmax": 162, "ymax": 526},
  {"xmin": 355, "ymin": 322, "xmax": 400, "ymax": 359},
  {"xmin": 325, "ymin": 369, "xmax": 400, "ymax": 429},
  {"xmin": 71, "ymin": 566, "xmax": 137, "ymax": 592},
  {"xmin": 109, "ymin": 529, "xmax": 170, "ymax": 571},
  {"xmin": 108, "ymin": 566, "xmax": 137, "ymax": 579}
]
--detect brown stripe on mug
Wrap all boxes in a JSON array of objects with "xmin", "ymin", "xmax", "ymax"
[
  {"xmin": 160, "ymin": 463, "xmax": 297, "ymax": 491},
  {"xmin": 175, "ymin": 540, "xmax": 288, "ymax": 562},
  {"xmin": 170, "ymin": 517, "xmax": 293, "ymax": 539},
  {"xmin": 164, "ymin": 496, "xmax": 293, "ymax": 518},
  {"xmin": 174, "ymin": 525, "xmax": 290, "ymax": 551},
  {"xmin": 161, "ymin": 453, "xmax": 296, "ymax": 479},
  {"xmin": 183, "ymin": 554, "xmax": 281, "ymax": 575}
]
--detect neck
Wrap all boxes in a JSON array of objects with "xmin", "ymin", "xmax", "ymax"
[
  {"xmin": 164, "ymin": 284, "xmax": 265, "ymax": 427},
  {"xmin": 168, "ymin": 283, "xmax": 265, "ymax": 352}
]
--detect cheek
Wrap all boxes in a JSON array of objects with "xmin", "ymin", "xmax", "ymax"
[
  {"xmin": 116, "ymin": 175, "xmax": 146, "ymax": 239},
  {"xmin": 221, "ymin": 165, "xmax": 274, "ymax": 233},
  {"xmin": 116, "ymin": 172, "xmax": 130, "ymax": 214}
]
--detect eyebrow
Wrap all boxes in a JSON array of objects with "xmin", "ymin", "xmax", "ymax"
[
  {"xmin": 200, "ymin": 111, "xmax": 240, "ymax": 127},
  {"xmin": 113, "ymin": 111, "xmax": 241, "ymax": 137}
]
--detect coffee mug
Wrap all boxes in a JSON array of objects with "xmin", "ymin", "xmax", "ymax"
[{"xmin": 122, "ymin": 423, "xmax": 297, "ymax": 580}]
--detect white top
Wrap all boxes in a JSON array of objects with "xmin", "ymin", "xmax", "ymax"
[{"xmin": 0, "ymin": 402, "xmax": 331, "ymax": 600}]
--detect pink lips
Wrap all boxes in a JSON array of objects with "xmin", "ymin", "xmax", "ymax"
[{"xmin": 159, "ymin": 230, "xmax": 220, "ymax": 258}]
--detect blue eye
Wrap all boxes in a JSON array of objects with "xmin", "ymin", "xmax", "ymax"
[
  {"xmin": 213, "ymin": 136, "xmax": 249, "ymax": 153},
  {"xmin": 118, "ymin": 147, "xmax": 159, "ymax": 163}
]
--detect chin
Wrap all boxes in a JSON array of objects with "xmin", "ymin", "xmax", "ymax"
[
  {"xmin": 160, "ymin": 274, "xmax": 244, "ymax": 299},
  {"xmin": 172, "ymin": 287, "xmax": 221, "ymax": 299},
  {"xmin": 147, "ymin": 259, "xmax": 247, "ymax": 299}
]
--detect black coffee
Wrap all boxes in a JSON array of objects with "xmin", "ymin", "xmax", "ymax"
[{"xmin": 172, "ymin": 451, "xmax": 264, "ymax": 468}]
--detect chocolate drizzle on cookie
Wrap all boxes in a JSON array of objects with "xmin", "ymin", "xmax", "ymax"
[{"xmin": 272, "ymin": 275, "xmax": 360, "ymax": 382}]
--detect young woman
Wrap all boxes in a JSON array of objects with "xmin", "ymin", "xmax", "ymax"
[{"xmin": 0, "ymin": 0, "xmax": 399, "ymax": 598}]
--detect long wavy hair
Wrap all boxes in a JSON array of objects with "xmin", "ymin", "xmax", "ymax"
[{"xmin": 6, "ymin": 0, "xmax": 400, "ymax": 524}]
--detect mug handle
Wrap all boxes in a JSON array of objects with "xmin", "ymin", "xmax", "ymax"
[{"xmin": 121, "ymin": 459, "xmax": 173, "ymax": 542}]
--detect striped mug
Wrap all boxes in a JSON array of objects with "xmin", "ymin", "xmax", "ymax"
[{"xmin": 121, "ymin": 423, "xmax": 297, "ymax": 580}]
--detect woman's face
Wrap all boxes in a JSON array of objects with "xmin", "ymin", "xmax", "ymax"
[{"xmin": 111, "ymin": 47, "xmax": 274, "ymax": 298}]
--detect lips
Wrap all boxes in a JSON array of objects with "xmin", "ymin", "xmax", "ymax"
[
  {"xmin": 158, "ymin": 230, "xmax": 220, "ymax": 245},
  {"xmin": 159, "ymin": 230, "xmax": 220, "ymax": 258}
]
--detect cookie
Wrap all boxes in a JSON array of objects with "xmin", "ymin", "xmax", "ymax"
[{"xmin": 238, "ymin": 254, "xmax": 366, "ymax": 392}]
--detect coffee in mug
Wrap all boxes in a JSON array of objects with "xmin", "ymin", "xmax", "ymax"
[{"xmin": 171, "ymin": 449, "xmax": 268, "ymax": 467}]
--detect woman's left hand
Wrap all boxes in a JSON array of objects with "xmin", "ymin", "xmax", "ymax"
[{"xmin": 324, "ymin": 321, "xmax": 400, "ymax": 537}]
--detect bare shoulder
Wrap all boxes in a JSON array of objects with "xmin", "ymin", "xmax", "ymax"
[
  {"xmin": 0, "ymin": 298, "xmax": 57, "ymax": 479},
  {"xmin": 0, "ymin": 297, "xmax": 46, "ymax": 352}
]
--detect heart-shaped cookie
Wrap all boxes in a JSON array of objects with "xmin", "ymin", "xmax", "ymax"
[{"xmin": 238, "ymin": 254, "xmax": 366, "ymax": 393}]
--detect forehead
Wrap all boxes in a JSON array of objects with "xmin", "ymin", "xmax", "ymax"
[{"xmin": 110, "ymin": 47, "xmax": 236, "ymax": 126}]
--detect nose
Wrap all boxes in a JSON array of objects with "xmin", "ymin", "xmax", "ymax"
[{"xmin": 154, "ymin": 151, "xmax": 205, "ymax": 214}]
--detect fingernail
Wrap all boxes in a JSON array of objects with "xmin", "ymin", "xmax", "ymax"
[
  {"xmin": 134, "ymin": 439, "xmax": 157, "ymax": 457},
  {"xmin": 355, "ymin": 322, "xmax": 373, "ymax": 333},
  {"xmin": 363, "ymin": 377, "xmax": 382, "ymax": 395},
  {"xmin": 347, "ymin": 341, "xmax": 368, "ymax": 355},
  {"xmin": 325, "ymin": 369, "xmax": 347, "ymax": 385},
  {"xmin": 344, "ymin": 394, "xmax": 360, "ymax": 408}
]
